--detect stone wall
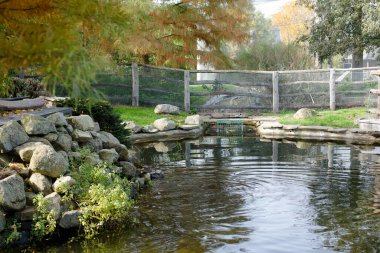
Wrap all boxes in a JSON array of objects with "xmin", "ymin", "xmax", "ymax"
[{"xmin": 0, "ymin": 112, "xmax": 149, "ymax": 243}]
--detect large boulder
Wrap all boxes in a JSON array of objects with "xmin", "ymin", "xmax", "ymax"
[
  {"xmin": 14, "ymin": 142, "xmax": 46, "ymax": 162},
  {"xmin": 0, "ymin": 121, "xmax": 29, "ymax": 153},
  {"xmin": 67, "ymin": 115, "xmax": 95, "ymax": 131},
  {"xmin": 0, "ymin": 174, "xmax": 26, "ymax": 211},
  {"xmin": 185, "ymin": 115, "xmax": 203, "ymax": 126},
  {"xmin": 84, "ymin": 153, "xmax": 100, "ymax": 166},
  {"xmin": 52, "ymin": 176, "xmax": 76, "ymax": 193},
  {"xmin": 29, "ymin": 173, "xmax": 52, "ymax": 195},
  {"xmin": 72, "ymin": 129, "xmax": 92, "ymax": 142},
  {"xmin": 114, "ymin": 144, "xmax": 129, "ymax": 161},
  {"xmin": 153, "ymin": 118, "xmax": 176, "ymax": 131},
  {"xmin": 98, "ymin": 131, "xmax": 120, "ymax": 148},
  {"xmin": 47, "ymin": 112, "xmax": 68, "ymax": 127},
  {"xmin": 59, "ymin": 210, "xmax": 82, "ymax": 229},
  {"xmin": 21, "ymin": 114, "xmax": 56, "ymax": 135},
  {"xmin": 29, "ymin": 145, "xmax": 69, "ymax": 178},
  {"xmin": 293, "ymin": 108, "xmax": 318, "ymax": 119},
  {"xmin": 154, "ymin": 104, "xmax": 180, "ymax": 115},
  {"xmin": 53, "ymin": 133, "xmax": 72, "ymax": 152},
  {"xmin": 45, "ymin": 192, "xmax": 61, "ymax": 220},
  {"xmin": 122, "ymin": 121, "xmax": 142, "ymax": 133},
  {"xmin": 98, "ymin": 149, "xmax": 119, "ymax": 163}
]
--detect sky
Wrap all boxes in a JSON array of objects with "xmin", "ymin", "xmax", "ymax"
[{"xmin": 253, "ymin": 0, "xmax": 291, "ymax": 17}]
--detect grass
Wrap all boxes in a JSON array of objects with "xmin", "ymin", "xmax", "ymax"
[
  {"xmin": 113, "ymin": 106, "xmax": 189, "ymax": 126},
  {"xmin": 266, "ymin": 107, "xmax": 369, "ymax": 128}
]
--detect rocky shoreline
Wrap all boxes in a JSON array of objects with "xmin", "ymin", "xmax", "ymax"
[{"xmin": 0, "ymin": 112, "xmax": 157, "ymax": 248}]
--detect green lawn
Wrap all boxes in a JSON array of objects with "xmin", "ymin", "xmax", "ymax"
[
  {"xmin": 113, "ymin": 106, "xmax": 189, "ymax": 126},
  {"xmin": 267, "ymin": 107, "xmax": 369, "ymax": 128}
]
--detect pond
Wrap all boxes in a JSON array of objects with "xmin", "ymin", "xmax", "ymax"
[{"xmin": 34, "ymin": 137, "xmax": 380, "ymax": 253}]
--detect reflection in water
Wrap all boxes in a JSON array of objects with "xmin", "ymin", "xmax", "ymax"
[{"xmin": 31, "ymin": 137, "xmax": 380, "ymax": 253}]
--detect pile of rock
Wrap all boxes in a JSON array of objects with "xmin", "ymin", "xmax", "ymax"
[
  {"xmin": 0, "ymin": 112, "xmax": 146, "ymax": 233},
  {"xmin": 122, "ymin": 104, "xmax": 203, "ymax": 135}
]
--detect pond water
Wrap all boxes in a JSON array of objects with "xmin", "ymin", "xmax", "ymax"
[{"xmin": 36, "ymin": 137, "xmax": 380, "ymax": 253}]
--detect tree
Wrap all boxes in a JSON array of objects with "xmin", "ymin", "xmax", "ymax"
[
  {"xmin": 272, "ymin": 0, "xmax": 313, "ymax": 44},
  {"xmin": 300, "ymin": 0, "xmax": 380, "ymax": 68}
]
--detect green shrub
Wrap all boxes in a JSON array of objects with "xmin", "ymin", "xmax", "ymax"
[
  {"xmin": 32, "ymin": 194, "xmax": 57, "ymax": 241},
  {"xmin": 0, "ymin": 218, "xmax": 22, "ymax": 246},
  {"xmin": 8, "ymin": 77, "xmax": 46, "ymax": 98},
  {"xmin": 58, "ymin": 98, "xmax": 130, "ymax": 146}
]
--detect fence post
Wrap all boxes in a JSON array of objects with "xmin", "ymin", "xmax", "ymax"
[
  {"xmin": 132, "ymin": 63, "xmax": 139, "ymax": 107},
  {"xmin": 272, "ymin": 71, "xmax": 279, "ymax": 113},
  {"xmin": 184, "ymin": 70, "xmax": 190, "ymax": 112},
  {"xmin": 329, "ymin": 68, "xmax": 336, "ymax": 111}
]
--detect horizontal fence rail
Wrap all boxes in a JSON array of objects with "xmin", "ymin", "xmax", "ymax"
[{"xmin": 85, "ymin": 63, "xmax": 380, "ymax": 113}]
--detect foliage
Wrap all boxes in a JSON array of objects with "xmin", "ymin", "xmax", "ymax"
[
  {"xmin": 272, "ymin": 0, "xmax": 313, "ymax": 44},
  {"xmin": 58, "ymin": 99, "xmax": 130, "ymax": 145},
  {"xmin": 32, "ymin": 194, "xmax": 57, "ymax": 241},
  {"xmin": 234, "ymin": 42, "xmax": 314, "ymax": 71},
  {"xmin": 6, "ymin": 77, "xmax": 46, "ymax": 98},
  {"xmin": 69, "ymin": 150, "xmax": 134, "ymax": 238},
  {"xmin": 300, "ymin": 0, "xmax": 380, "ymax": 67},
  {"xmin": 113, "ymin": 106, "xmax": 189, "ymax": 126},
  {"xmin": 0, "ymin": 218, "xmax": 22, "ymax": 246},
  {"xmin": 270, "ymin": 107, "xmax": 368, "ymax": 128}
]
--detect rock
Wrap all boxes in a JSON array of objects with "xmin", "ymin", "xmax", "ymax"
[
  {"xmin": 8, "ymin": 162, "xmax": 29, "ymax": 177},
  {"xmin": 0, "ymin": 154, "xmax": 12, "ymax": 167},
  {"xmin": 185, "ymin": 115, "xmax": 203, "ymax": 126},
  {"xmin": 28, "ymin": 137, "xmax": 52, "ymax": 147},
  {"xmin": 127, "ymin": 149, "xmax": 140, "ymax": 164},
  {"xmin": 293, "ymin": 108, "xmax": 318, "ymax": 119},
  {"xmin": 0, "ymin": 211, "xmax": 5, "ymax": 232},
  {"xmin": 72, "ymin": 129, "xmax": 92, "ymax": 142},
  {"xmin": 66, "ymin": 124, "xmax": 74, "ymax": 134},
  {"xmin": 47, "ymin": 112, "xmax": 68, "ymax": 127},
  {"xmin": 98, "ymin": 131, "xmax": 120, "ymax": 148},
  {"xmin": 67, "ymin": 152, "xmax": 81, "ymax": 160},
  {"xmin": 94, "ymin": 122, "xmax": 100, "ymax": 132},
  {"xmin": 0, "ymin": 121, "xmax": 29, "ymax": 153},
  {"xmin": 154, "ymin": 104, "xmax": 180, "ymax": 115},
  {"xmin": 144, "ymin": 173, "xmax": 151, "ymax": 183},
  {"xmin": 67, "ymin": 115, "xmax": 95, "ymax": 131},
  {"xmin": 58, "ymin": 151, "xmax": 69, "ymax": 163},
  {"xmin": 114, "ymin": 144, "xmax": 128, "ymax": 161},
  {"xmin": 153, "ymin": 142, "xmax": 172, "ymax": 153},
  {"xmin": 29, "ymin": 145, "xmax": 69, "ymax": 178},
  {"xmin": 82, "ymin": 138, "xmax": 103, "ymax": 152},
  {"xmin": 14, "ymin": 141, "xmax": 46, "ymax": 162},
  {"xmin": 61, "ymin": 199, "xmax": 76, "ymax": 213},
  {"xmin": 0, "ymin": 174, "xmax": 26, "ymax": 211},
  {"xmin": 109, "ymin": 166, "xmax": 123, "ymax": 174},
  {"xmin": 151, "ymin": 170, "xmax": 164, "ymax": 180},
  {"xmin": 43, "ymin": 133, "xmax": 58, "ymax": 142},
  {"xmin": 98, "ymin": 149, "xmax": 119, "ymax": 163},
  {"xmin": 44, "ymin": 192, "xmax": 61, "ymax": 220},
  {"xmin": 119, "ymin": 161, "xmax": 137, "ymax": 178},
  {"xmin": 59, "ymin": 210, "xmax": 82, "ymax": 229},
  {"xmin": 84, "ymin": 153, "xmax": 100, "ymax": 166},
  {"xmin": 53, "ymin": 134, "xmax": 72, "ymax": 152},
  {"xmin": 52, "ymin": 176, "xmax": 76, "ymax": 194},
  {"xmin": 71, "ymin": 141, "xmax": 80, "ymax": 151},
  {"xmin": 141, "ymin": 125, "xmax": 159, "ymax": 133},
  {"xmin": 122, "ymin": 121, "xmax": 142, "ymax": 133},
  {"xmin": 29, "ymin": 173, "xmax": 52, "ymax": 195},
  {"xmin": 179, "ymin": 125, "xmax": 199, "ymax": 130},
  {"xmin": 153, "ymin": 118, "xmax": 177, "ymax": 131},
  {"xmin": 21, "ymin": 114, "xmax": 56, "ymax": 135},
  {"xmin": 56, "ymin": 126, "xmax": 68, "ymax": 133},
  {"xmin": 137, "ymin": 177, "xmax": 145, "ymax": 187},
  {"xmin": 18, "ymin": 206, "xmax": 36, "ymax": 221},
  {"xmin": 25, "ymin": 192, "xmax": 36, "ymax": 206}
]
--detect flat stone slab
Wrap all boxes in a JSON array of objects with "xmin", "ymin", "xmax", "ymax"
[
  {"xmin": 0, "ymin": 107, "xmax": 72, "ymax": 126},
  {"xmin": 250, "ymin": 116, "xmax": 279, "ymax": 122},
  {"xmin": 128, "ymin": 127, "xmax": 204, "ymax": 144},
  {"xmin": 178, "ymin": 125, "xmax": 199, "ymax": 130},
  {"xmin": 359, "ymin": 119, "xmax": 380, "ymax": 132}
]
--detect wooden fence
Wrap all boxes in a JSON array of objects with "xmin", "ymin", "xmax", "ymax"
[{"xmin": 98, "ymin": 64, "xmax": 380, "ymax": 113}]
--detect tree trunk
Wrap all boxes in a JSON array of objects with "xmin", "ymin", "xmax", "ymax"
[{"xmin": 352, "ymin": 49, "xmax": 363, "ymax": 81}]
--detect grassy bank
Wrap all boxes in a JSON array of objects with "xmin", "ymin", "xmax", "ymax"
[
  {"xmin": 113, "ymin": 106, "xmax": 189, "ymax": 126},
  {"xmin": 267, "ymin": 107, "xmax": 368, "ymax": 128}
]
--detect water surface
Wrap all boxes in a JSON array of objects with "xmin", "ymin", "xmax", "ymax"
[{"xmin": 37, "ymin": 137, "xmax": 380, "ymax": 252}]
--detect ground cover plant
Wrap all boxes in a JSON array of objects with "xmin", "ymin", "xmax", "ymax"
[
  {"xmin": 113, "ymin": 106, "xmax": 189, "ymax": 126},
  {"xmin": 266, "ymin": 107, "xmax": 368, "ymax": 128}
]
